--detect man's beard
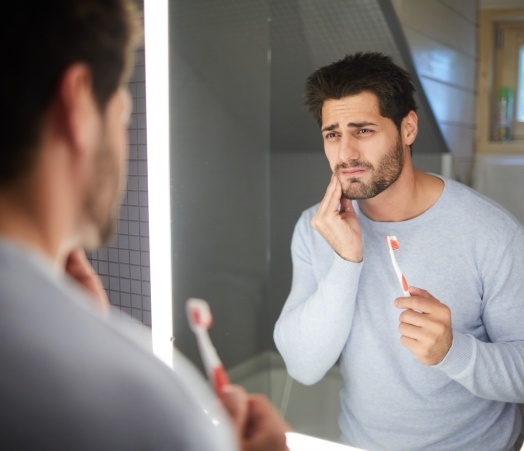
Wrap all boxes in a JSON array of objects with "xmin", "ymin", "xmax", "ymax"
[
  {"xmin": 83, "ymin": 132, "xmax": 124, "ymax": 249},
  {"xmin": 336, "ymin": 136, "xmax": 404, "ymax": 200}
]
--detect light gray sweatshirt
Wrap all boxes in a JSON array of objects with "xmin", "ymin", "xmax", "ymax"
[
  {"xmin": 274, "ymin": 177, "xmax": 524, "ymax": 450},
  {"xmin": 0, "ymin": 240, "xmax": 238, "ymax": 450}
]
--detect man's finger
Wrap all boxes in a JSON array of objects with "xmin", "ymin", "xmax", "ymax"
[
  {"xmin": 395, "ymin": 289, "xmax": 439, "ymax": 313},
  {"xmin": 221, "ymin": 385, "xmax": 248, "ymax": 435},
  {"xmin": 317, "ymin": 175, "xmax": 341, "ymax": 214}
]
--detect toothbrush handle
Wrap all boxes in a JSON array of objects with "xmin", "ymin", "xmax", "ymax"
[
  {"xmin": 400, "ymin": 274, "xmax": 410, "ymax": 297},
  {"xmin": 212, "ymin": 366, "xmax": 230, "ymax": 398},
  {"xmin": 389, "ymin": 249, "xmax": 410, "ymax": 296},
  {"xmin": 196, "ymin": 331, "xmax": 221, "ymax": 370},
  {"xmin": 196, "ymin": 331, "xmax": 230, "ymax": 397}
]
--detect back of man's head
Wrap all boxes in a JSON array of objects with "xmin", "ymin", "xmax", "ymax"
[{"xmin": 0, "ymin": 0, "xmax": 141, "ymax": 186}]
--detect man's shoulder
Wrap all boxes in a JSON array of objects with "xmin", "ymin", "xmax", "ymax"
[
  {"xmin": 300, "ymin": 202, "xmax": 321, "ymax": 220},
  {"xmin": 444, "ymin": 177, "xmax": 521, "ymax": 228},
  {"xmin": 0, "ymin": 242, "xmax": 236, "ymax": 450}
]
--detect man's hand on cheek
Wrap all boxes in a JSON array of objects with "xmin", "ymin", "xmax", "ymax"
[{"xmin": 311, "ymin": 175, "xmax": 363, "ymax": 263}]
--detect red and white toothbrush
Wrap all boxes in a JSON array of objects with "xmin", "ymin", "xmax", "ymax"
[
  {"xmin": 386, "ymin": 235, "xmax": 410, "ymax": 296},
  {"xmin": 186, "ymin": 298, "xmax": 230, "ymax": 398}
]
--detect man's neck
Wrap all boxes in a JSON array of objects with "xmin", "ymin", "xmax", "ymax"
[
  {"xmin": 357, "ymin": 169, "xmax": 444, "ymax": 222},
  {"xmin": 0, "ymin": 170, "xmax": 79, "ymax": 268}
]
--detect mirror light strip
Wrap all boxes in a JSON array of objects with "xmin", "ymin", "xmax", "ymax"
[{"xmin": 144, "ymin": 0, "xmax": 173, "ymax": 367}]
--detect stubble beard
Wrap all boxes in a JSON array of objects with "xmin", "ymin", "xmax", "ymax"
[
  {"xmin": 337, "ymin": 136, "xmax": 405, "ymax": 200},
  {"xmin": 83, "ymin": 133, "xmax": 124, "ymax": 250}
]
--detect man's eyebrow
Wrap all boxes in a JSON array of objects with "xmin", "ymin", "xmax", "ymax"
[
  {"xmin": 321, "ymin": 121, "xmax": 378, "ymax": 133},
  {"xmin": 347, "ymin": 121, "xmax": 378, "ymax": 128},
  {"xmin": 321, "ymin": 123, "xmax": 339, "ymax": 133}
]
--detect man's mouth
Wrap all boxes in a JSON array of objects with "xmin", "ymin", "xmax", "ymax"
[{"xmin": 339, "ymin": 167, "xmax": 367, "ymax": 177}]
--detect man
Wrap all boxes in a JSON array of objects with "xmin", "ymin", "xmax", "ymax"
[
  {"xmin": 274, "ymin": 52, "xmax": 524, "ymax": 450},
  {"xmin": 0, "ymin": 1, "xmax": 288, "ymax": 450}
]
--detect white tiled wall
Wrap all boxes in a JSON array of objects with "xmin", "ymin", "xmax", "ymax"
[{"xmin": 89, "ymin": 0, "xmax": 151, "ymax": 326}]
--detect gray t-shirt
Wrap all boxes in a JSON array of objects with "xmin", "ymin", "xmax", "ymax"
[{"xmin": 0, "ymin": 240, "xmax": 238, "ymax": 450}]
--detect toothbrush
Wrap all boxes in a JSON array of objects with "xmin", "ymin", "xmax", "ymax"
[
  {"xmin": 385, "ymin": 236, "xmax": 410, "ymax": 296},
  {"xmin": 186, "ymin": 298, "xmax": 230, "ymax": 398}
]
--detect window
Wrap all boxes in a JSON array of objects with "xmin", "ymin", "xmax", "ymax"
[
  {"xmin": 493, "ymin": 20, "xmax": 524, "ymax": 140},
  {"xmin": 517, "ymin": 45, "xmax": 524, "ymax": 122},
  {"xmin": 477, "ymin": 8, "xmax": 524, "ymax": 153}
]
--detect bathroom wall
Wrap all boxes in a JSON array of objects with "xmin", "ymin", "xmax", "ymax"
[
  {"xmin": 167, "ymin": 0, "xmax": 271, "ymax": 372},
  {"xmin": 88, "ymin": 0, "xmax": 152, "ymax": 326},
  {"xmin": 391, "ymin": 0, "xmax": 478, "ymax": 183}
]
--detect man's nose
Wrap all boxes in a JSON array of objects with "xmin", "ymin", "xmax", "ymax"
[{"xmin": 338, "ymin": 135, "xmax": 360, "ymax": 162}]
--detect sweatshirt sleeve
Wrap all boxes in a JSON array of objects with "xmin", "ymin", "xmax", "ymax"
[
  {"xmin": 436, "ymin": 226, "xmax": 524, "ymax": 402},
  {"xmin": 273, "ymin": 212, "xmax": 362, "ymax": 385}
]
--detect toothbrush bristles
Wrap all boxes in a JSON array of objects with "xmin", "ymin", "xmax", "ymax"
[
  {"xmin": 186, "ymin": 298, "xmax": 213, "ymax": 329},
  {"xmin": 388, "ymin": 236, "xmax": 400, "ymax": 251},
  {"xmin": 191, "ymin": 309, "xmax": 201, "ymax": 327}
]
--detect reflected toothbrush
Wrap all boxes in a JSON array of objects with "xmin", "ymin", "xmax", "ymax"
[
  {"xmin": 385, "ymin": 236, "xmax": 410, "ymax": 296},
  {"xmin": 186, "ymin": 298, "xmax": 230, "ymax": 398}
]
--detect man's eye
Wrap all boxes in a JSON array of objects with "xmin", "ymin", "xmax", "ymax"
[
  {"xmin": 357, "ymin": 128, "xmax": 371, "ymax": 134},
  {"xmin": 324, "ymin": 132, "xmax": 337, "ymax": 139}
]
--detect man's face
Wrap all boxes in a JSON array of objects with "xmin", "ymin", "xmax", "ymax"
[
  {"xmin": 321, "ymin": 91, "xmax": 407, "ymax": 200},
  {"xmin": 84, "ymin": 88, "xmax": 131, "ymax": 248}
]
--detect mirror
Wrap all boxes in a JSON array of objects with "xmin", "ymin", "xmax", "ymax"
[{"xmin": 143, "ymin": 0, "xmax": 484, "ymax": 444}]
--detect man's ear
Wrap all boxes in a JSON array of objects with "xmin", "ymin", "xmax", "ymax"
[
  {"xmin": 401, "ymin": 110, "xmax": 418, "ymax": 147},
  {"xmin": 56, "ymin": 63, "xmax": 99, "ymax": 156}
]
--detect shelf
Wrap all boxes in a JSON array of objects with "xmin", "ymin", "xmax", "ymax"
[{"xmin": 476, "ymin": 141, "xmax": 524, "ymax": 154}]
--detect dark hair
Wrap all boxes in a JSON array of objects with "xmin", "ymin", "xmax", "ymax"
[
  {"xmin": 304, "ymin": 52, "xmax": 417, "ymax": 130},
  {"xmin": 0, "ymin": 0, "xmax": 142, "ymax": 184}
]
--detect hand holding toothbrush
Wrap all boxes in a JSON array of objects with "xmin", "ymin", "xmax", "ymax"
[
  {"xmin": 222, "ymin": 385, "xmax": 290, "ymax": 451},
  {"xmin": 395, "ymin": 287, "xmax": 453, "ymax": 366},
  {"xmin": 311, "ymin": 175, "xmax": 363, "ymax": 262},
  {"xmin": 186, "ymin": 298, "xmax": 290, "ymax": 451},
  {"xmin": 385, "ymin": 236, "xmax": 452, "ymax": 365}
]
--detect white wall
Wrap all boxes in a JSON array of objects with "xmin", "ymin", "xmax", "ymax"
[{"xmin": 391, "ymin": 0, "xmax": 478, "ymax": 183}]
